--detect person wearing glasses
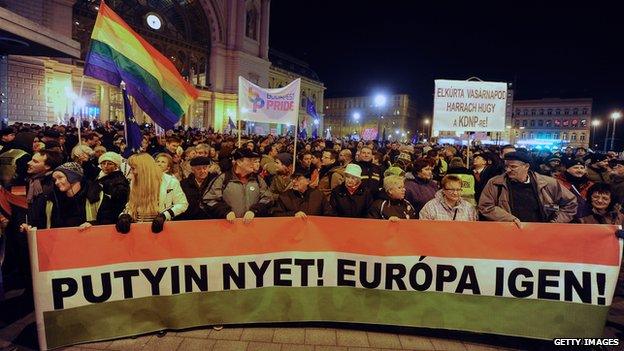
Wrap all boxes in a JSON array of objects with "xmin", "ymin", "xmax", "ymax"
[
  {"xmin": 478, "ymin": 151, "xmax": 577, "ymax": 226},
  {"xmin": 419, "ymin": 175, "xmax": 478, "ymax": 221}
]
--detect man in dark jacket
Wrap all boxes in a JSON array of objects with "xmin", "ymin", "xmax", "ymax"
[
  {"xmin": 357, "ymin": 146, "xmax": 383, "ymax": 196},
  {"xmin": 88, "ymin": 152, "xmax": 130, "ymax": 224},
  {"xmin": 329, "ymin": 164, "xmax": 374, "ymax": 218},
  {"xmin": 273, "ymin": 171, "xmax": 331, "ymax": 217},
  {"xmin": 179, "ymin": 156, "xmax": 217, "ymax": 220},
  {"xmin": 19, "ymin": 149, "xmax": 64, "ymax": 231}
]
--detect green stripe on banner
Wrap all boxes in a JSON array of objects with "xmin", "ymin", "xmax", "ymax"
[
  {"xmin": 89, "ymin": 40, "xmax": 185, "ymax": 118},
  {"xmin": 43, "ymin": 287, "xmax": 608, "ymax": 349}
]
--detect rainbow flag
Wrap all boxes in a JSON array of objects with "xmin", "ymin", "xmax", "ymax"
[{"xmin": 84, "ymin": 2, "xmax": 198, "ymax": 130}]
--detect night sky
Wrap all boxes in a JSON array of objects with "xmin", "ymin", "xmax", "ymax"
[{"xmin": 269, "ymin": 1, "xmax": 623, "ymax": 128}]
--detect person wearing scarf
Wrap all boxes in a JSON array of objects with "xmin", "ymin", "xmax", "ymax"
[
  {"xmin": 328, "ymin": 164, "xmax": 374, "ymax": 218},
  {"xmin": 555, "ymin": 159, "xmax": 594, "ymax": 220}
]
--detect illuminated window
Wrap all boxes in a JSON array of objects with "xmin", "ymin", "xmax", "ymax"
[
  {"xmin": 580, "ymin": 134, "xmax": 586, "ymax": 141},
  {"xmin": 571, "ymin": 133, "xmax": 577, "ymax": 141}
]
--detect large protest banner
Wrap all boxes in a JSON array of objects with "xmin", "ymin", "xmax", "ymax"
[
  {"xmin": 28, "ymin": 218, "xmax": 621, "ymax": 349},
  {"xmin": 433, "ymin": 79, "xmax": 507, "ymax": 135},
  {"xmin": 238, "ymin": 76, "xmax": 301, "ymax": 125}
]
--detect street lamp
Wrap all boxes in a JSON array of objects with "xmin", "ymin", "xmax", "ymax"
[
  {"xmin": 352, "ymin": 112, "xmax": 360, "ymax": 121},
  {"xmin": 423, "ymin": 118, "xmax": 430, "ymax": 139},
  {"xmin": 591, "ymin": 119, "xmax": 600, "ymax": 148},
  {"xmin": 374, "ymin": 94, "xmax": 387, "ymax": 142},
  {"xmin": 610, "ymin": 112, "xmax": 621, "ymax": 150}
]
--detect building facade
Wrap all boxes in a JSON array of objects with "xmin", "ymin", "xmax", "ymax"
[
  {"xmin": 323, "ymin": 94, "xmax": 417, "ymax": 141},
  {"xmin": 511, "ymin": 98, "xmax": 592, "ymax": 148},
  {"xmin": 268, "ymin": 49, "xmax": 325, "ymax": 136},
  {"xmin": 1, "ymin": 0, "xmax": 275, "ymax": 131}
]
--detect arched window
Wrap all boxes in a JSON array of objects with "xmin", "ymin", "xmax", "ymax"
[{"xmin": 245, "ymin": 2, "xmax": 258, "ymax": 40}]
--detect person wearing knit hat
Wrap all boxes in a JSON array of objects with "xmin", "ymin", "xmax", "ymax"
[
  {"xmin": 46, "ymin": 162, "xmax": 91, "ymax": 229},
  {"xmin": 90, "ymin": 152, "xmax": 130, "ymax": 225},
  {"xmin": 554, "ymin": 157, "xmax": 593, "ymax": 219},
  {"xmin": 99, "ymin": 151, "xmax": 122, "ymax": 169},
  {"xmin": 54, "ymin": 162, "xmax": 84, "ymax": 185},
  {"xmin": 586, "ymin": 154, "xmax": 610, "ymax": 183}
]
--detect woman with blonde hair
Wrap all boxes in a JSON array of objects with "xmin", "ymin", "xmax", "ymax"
[{"xmin": 116, "ymin": 153, "xmax": 188, "ymax": 234}]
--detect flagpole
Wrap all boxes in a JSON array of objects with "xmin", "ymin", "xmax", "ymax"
[
  {"xmin": 121, "ymin": 81, "xmax": 128, "ymax": 147},
  {"xmin": 77, "ymin": 75, "xmax": 85, "ymax": 144},
  {"xmin": 293, "ymin": 120, "xmax": 298, "ymax": 176},
  {"xmin": 237, "ymin": 118, "xmax": 242, "ymax": 147}
]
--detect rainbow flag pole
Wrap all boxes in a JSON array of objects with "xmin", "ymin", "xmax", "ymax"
[{"xmin": 83, "ymin": 1, "xmax": 198, "ymax": 130}]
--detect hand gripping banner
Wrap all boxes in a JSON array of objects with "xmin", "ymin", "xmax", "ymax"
[{"xmin": 28, "ymin": 218, "xmax": 622, "ymax": 349}]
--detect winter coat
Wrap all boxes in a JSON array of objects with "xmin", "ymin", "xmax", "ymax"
[
  {"xmin": 178, "ymin": 174, "xmax": 214, "ymax": 220},
  {"xmin": 318, "ymin": 164, "xmax": 344, "ymax": 197},
  {"xmin": 87, "ymin": 170, "xmax": 130, "ymax": 225},
  {"xmin": 273, "ymin": 188, "xmax": 332, "ymax": 216},
  {"xmin": 419, "ymin": 190, "xmax": 478, "ymax": 221},
  {"xmin": 586, "ymin": 166, "xmax": 611, "ymax": 183},
  {"xmin": 404, "ymin": 173, "xmax": 438, "ymax": 216},
  {"xmin": 611, "ymin": 175, "xmax": 624, "ymax": 206},
  {"xmin": 478, "ymin": 171, "xmax": 577, "ymax": 223},
  {"xmin": 368, "ymin": 198, "xmax": 417, "ymax": 219},
  {"xmin": 328, "ymin": 183, "xmax": 374, "ymax": 218},
  {"xmin": 580, "ymin": 209, "xmax": 624, "ymax": 225},
  {"xmin": 554, "ymin": 173, "xmax": 593, "ymax": 219},
  {"xmin": 122, "ymin": 173, "xmax": 188, "ymax": 221},
  {"xmin": 202, "ymin": 170, "xmax": 273, "ymax": 218},
  {"xmin": 357, "ymin": 160, "xmax": 383, "ymax": 196}
]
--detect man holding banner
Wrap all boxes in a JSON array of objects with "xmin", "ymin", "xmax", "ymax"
[
  {"xmin": 479, "ymin": 151, "xmax": 578, "ymax": 225},
  {"xmin": 202, "ymin": 148, "xmax": 273, "ymax": 222}
]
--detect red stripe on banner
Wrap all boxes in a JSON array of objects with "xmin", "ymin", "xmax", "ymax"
[{"xmin": 36, "ymin": 217, "xmax": 621, "ymax": 272}]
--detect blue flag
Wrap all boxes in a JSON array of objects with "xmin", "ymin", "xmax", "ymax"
[
  {"xmin": 299, "ymin": 127, "xmax": 307, "ymax": 139},
  {"xmin": 306, "ymin": 98, "xmax": 318, "ymax": 118},
  {"xmin": 228, "ymin": 117, "xmax": 236, "ymax": 130},
  {"xmin": 122, "ymin": 89, "xmax": 142, "ymax": 158},
  {"xmin": 312, "ymin": 127, "xmax": 318, "ymax": 139}
]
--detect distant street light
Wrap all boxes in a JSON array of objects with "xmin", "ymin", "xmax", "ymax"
[
  {"xmin": 374, "ymin": 94, "xmax": 387, "ymax": 107},
  {"xmin": 423, "ymin": 118, "xmax": 430, "ymax": 139},
  {"xmin": 610, "ymin": 112, "xmax": 621, "ymax": 150},
  {"xmin": 374, "ymin": 94, "xmax": 387, "ymax": 142},
  {"xmin": 591, "ymin": 119, "xmax": 600, "ymax": 148},
  {"xmin": 352, "ymin": 112, "xmax": 360, "ymax": 121}
]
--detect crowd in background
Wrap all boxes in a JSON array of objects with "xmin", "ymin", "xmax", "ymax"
[{"xmin": 1, "ymin": 119, "xmax": 624, "ymax": 311}]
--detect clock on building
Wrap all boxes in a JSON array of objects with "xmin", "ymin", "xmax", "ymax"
[{"xmin": 146, "ymin": 13, "xmax": 162, "ymax": 30}]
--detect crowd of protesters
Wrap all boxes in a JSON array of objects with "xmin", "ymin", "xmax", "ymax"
[{"xmin": 1, "ymin": 118, "xmax": 624, "ymax": 314}]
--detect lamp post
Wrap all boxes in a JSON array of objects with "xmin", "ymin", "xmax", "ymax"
[
  {"xmin": 610, "ymin": 112, "xmax": 621, "ymax": 151},
  {"xmin": 352, "ymin": 112, "xmax": 361, "ymax": 137},
  {"xmin": 591, "ymin": 119, "xmax": 600, "ymax": 149},
  {"xmin": 374, "ymin": 94, "xmax": 386, "ymax": 142},
  {"xmin": 423, "ymin": 118, "xmax": 430, "ymax": 139}
]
